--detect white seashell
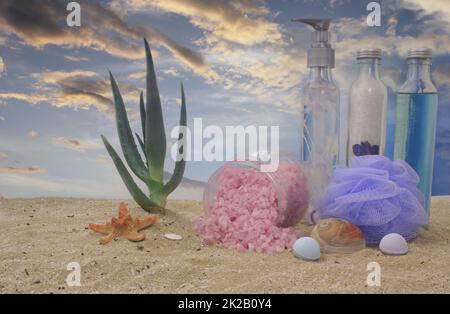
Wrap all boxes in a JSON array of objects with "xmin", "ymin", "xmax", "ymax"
[
  {"xmin": 379, "ymin": 233, "xmax": 408, "ymax": 255},
  {"xmin": 164, "ymin": 233, "xmax": 183, "ymax": 241},
  {"xmin": 292, "ymin": 237, "xmax": 320, "ymax": 261}
]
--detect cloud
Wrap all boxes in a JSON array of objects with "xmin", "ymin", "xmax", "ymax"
[
  {"xmin": 0, "ymin": 0, "xmax": 139, "ymax": 59},
  {"xmin": 0, "ymin": 0, "xmax": 299, "ymax": 112},
  {"xmin": 122, "ymin": 0, "xmax": 283, "ymax": 46},
  {"xmin": 386, "ymin": 16, "xmax": 398, "ymax": 36},
  {"xmin": 433, "ymin": 64, "xmax": 450, "ymax": 87},
  {"xmin": 0, "ymin": 152, "xmax": 7, "ymax": 158},
  {"xmin": 403, "ymin": 0, "xmax": 450, "ymax": 20},
  {"xmin": 0, "ymin": 92, "xmax": 47, "ymax": 105},
  {"xmin": 33, "ymin": 70, "xmax": 115, "ymax": 113},
  {"xmin": 333, "ymin": 16, "xmax": 368, "ymax": 38},
  {"xmin": 1, "ymin": 69, "xmax": 143, "ymax": 118},
  {"xmin": 28, "ymin": 130, "xmax": 38, "ymax": 138},
  {"xmin": 35, "ymin": 70, "xmax": 142, "ymax": 116},
  {"xmin": 117, "ymin": 1, "xmax": 304, "ymax": 110},
  {"xmin": 0, "ymin": 116, "xmax": 4, "ymax": 121},
  {"xmin": 331, "ymin": 28, "xmax": 450, "ymax": 66},
  {"xmin": 0, "ymin": 166, "xmax": 45, "ymax": 174},
  {"xmin": 128, "ymin": 71, "xmax": 146, "ymax": 81},
  {"xmin": 64, "ymin": 55, "xmax": 89, "ymax": 62},
  {"xmin": 198, "ymin": 37, "xmax": 307, "ymax": 110},
  {"xmin": 163, "ymin": 67, "xmax": 181, "ymax": 77},
  {"xmin": 0, "ymin": 0, "xmax": 217, "ymax": 81},
  {"xmin": 0, "ymin": 55, "xmax": 4, "ymax": 74},
  {"xmin": 51, "ymin": 137, "xmax": 88, "ymax": 152}
]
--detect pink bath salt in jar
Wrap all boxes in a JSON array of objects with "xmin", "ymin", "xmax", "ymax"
[{"xmin": 203, "ymin": 159, "xmax": 310, "ymax": 228}]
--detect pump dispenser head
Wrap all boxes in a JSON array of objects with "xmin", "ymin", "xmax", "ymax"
[{"xmin": 292, "ymin": 18, "xmax": 335, "ymax": 68}]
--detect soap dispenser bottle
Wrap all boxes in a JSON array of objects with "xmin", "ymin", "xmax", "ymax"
[{"xmin": 293, "ymin": 18, "xmax": 340, "ymax": 206}]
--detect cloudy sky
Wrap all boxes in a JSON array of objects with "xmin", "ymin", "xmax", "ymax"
[{"xmin": 0, "ymin": 0, "xmax": 449, "ymax": 200}]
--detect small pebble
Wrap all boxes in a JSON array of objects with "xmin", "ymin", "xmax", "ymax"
[
  {"xmin": 164, "ymin": 233, "xmax": 183, "ymax": 241},
  {"xmin": 379, "ymin": 233, "xmax": 408, "ymax": 256},
  {"xmin": 292, "ymin": 237, "xmax": 320, "ymax": 261}
]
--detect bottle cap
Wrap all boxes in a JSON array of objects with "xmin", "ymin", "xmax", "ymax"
[
  {"xmin": 357, "ymin": 48, "xmax": 382, "ymax": 59},
  {"xmin": 292, "ymin": 18, "xmax": 335, "ymax": 68},
  {"xmin": 407, "ymin": 48, "xmax": 432, "ymax": 59}
]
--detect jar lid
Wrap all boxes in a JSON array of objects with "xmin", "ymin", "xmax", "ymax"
[
  {"xmin": 357, "ymin": 48, "xmax": 382, "ymax": 59},
  {"xmin": 407, "ymin": 48, "xmax": 432, "ymax": 59}
]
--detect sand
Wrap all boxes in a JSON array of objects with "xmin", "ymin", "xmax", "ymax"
[{"xmin": 0, "ymin": 196, "xmax": 449, "ymax": 293}]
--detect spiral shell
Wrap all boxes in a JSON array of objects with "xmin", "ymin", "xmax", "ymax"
[{"xmin": 310, "ymin": 218, "xmax": 365, "ymax": 253}]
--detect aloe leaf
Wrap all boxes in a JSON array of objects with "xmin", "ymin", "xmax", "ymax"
[
  {"xmin": 109, "ymin": 72, "xmax": 148, "ymax": 183},
  {"xmin": 134, "ymin": 133, "xmax": 151, "ymax": 168},
  {"xmin": 162, "ymin": 82, "xmax": 187, "ymax": 195},
  {"xmin": 144, "ymin": 38, "xmax": 166, "ymax": 184},
  {"xmin": 135, "ymin": 132, "xmax": 146, "ymax": 161},
  {"xmin": 139, "ymin": 91, "xmax": 146, "ymax": 141},
  {"xmin": 101, "ymin": 135, "xmax": 157, "ymax": 212}
]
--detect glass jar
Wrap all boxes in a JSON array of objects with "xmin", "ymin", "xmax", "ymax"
[
  {"xmin": 203, "ymin": 159, "xmax": 310, "ymax": 228},
  {"xmin": 347, "ymin": 48, "xmax": 388, "ymax": 163}
]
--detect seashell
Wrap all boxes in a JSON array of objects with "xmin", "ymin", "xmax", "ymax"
[
  {"xmin": 292, "ymin": 237, "xmax": 321, "ymax": 261},
  {"xmin": 379, "ymin": 233, "xmax": 408, "ymax": 255},
  {"xmin": 310, "ymin": 218, "xmax": 365, "ymax": 253},
  {"xmin": 164, "ymin": 233, "xmax": 183, "ymax": 241}
]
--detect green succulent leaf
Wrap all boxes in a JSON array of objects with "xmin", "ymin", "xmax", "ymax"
[
  {"xmin": 135, "ymin": 132, "xmax": 146, "ymax": 163},
  {"xmin": 109, "ymin": 72, "xmax": 148, "ymax": 183},
  {"xmin": 144, "ymin": 38, "xmax": 166, "ymax": 184},
  {"xmin": 163, "ymin": 82, "xmax": 187, "ymax": 195},
  {"xmin": 102, "ymin": 38, "xmax": 187, "ymax": 212},
  {"xmin": 101, "ymin": 135, "xmax": 157, "ymax": 212},
  {"xmin": 139, "ymin": 91, "xmax": 146, "ymax": 141}
]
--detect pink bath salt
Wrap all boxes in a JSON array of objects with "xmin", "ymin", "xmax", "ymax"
[{"xmin": 194, "ymin": 161, "xmax": 310, "ymax": 254}]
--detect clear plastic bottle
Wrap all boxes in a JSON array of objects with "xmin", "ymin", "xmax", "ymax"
[
  {"xmin": 347, "ymin": 48, "xmax": 388, "ymax": 163},
  {"xmin": 293, "ymin": 19, "xmax": 340, "ymax": 206},
  {"xmin": 394, "ymin": 48, "xmax": 438, "ymax": 215}
]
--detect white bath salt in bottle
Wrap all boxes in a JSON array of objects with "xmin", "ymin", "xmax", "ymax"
[{"xmin": 347, "ymin": 48, "xmax": 387, "ymax": 163}]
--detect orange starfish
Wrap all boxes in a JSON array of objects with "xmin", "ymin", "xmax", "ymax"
[{"xmin": 89, "ymin": 202, "xmax": 157, "ymax": 244}]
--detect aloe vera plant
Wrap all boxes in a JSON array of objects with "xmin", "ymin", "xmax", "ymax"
[{"xmin": 101, "ymin": 39, "xmax": 186, "ymax": 212}]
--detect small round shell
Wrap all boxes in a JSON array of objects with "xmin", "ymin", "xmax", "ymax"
[
  {"xmin": 292, "ymin": 237, "xmax": 321, "ymax": 261},
  {"xmin": 379, "ymin": 233, "xmax": 408, "ymax": 255}
]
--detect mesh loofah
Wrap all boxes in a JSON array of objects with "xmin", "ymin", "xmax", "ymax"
[{"xmin": 315, "ymin": 155, "xmax": 428, "ymax": 244}]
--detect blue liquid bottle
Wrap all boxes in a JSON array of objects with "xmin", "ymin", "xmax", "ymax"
[{"xmin": 394, "ymin": 49, "xmax": 438, "ymax": 215}]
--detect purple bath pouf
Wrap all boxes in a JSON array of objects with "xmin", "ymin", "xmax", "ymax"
[{"xmin": 315, "ymin": 155, "xmax": 428, "ymax": 245}]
